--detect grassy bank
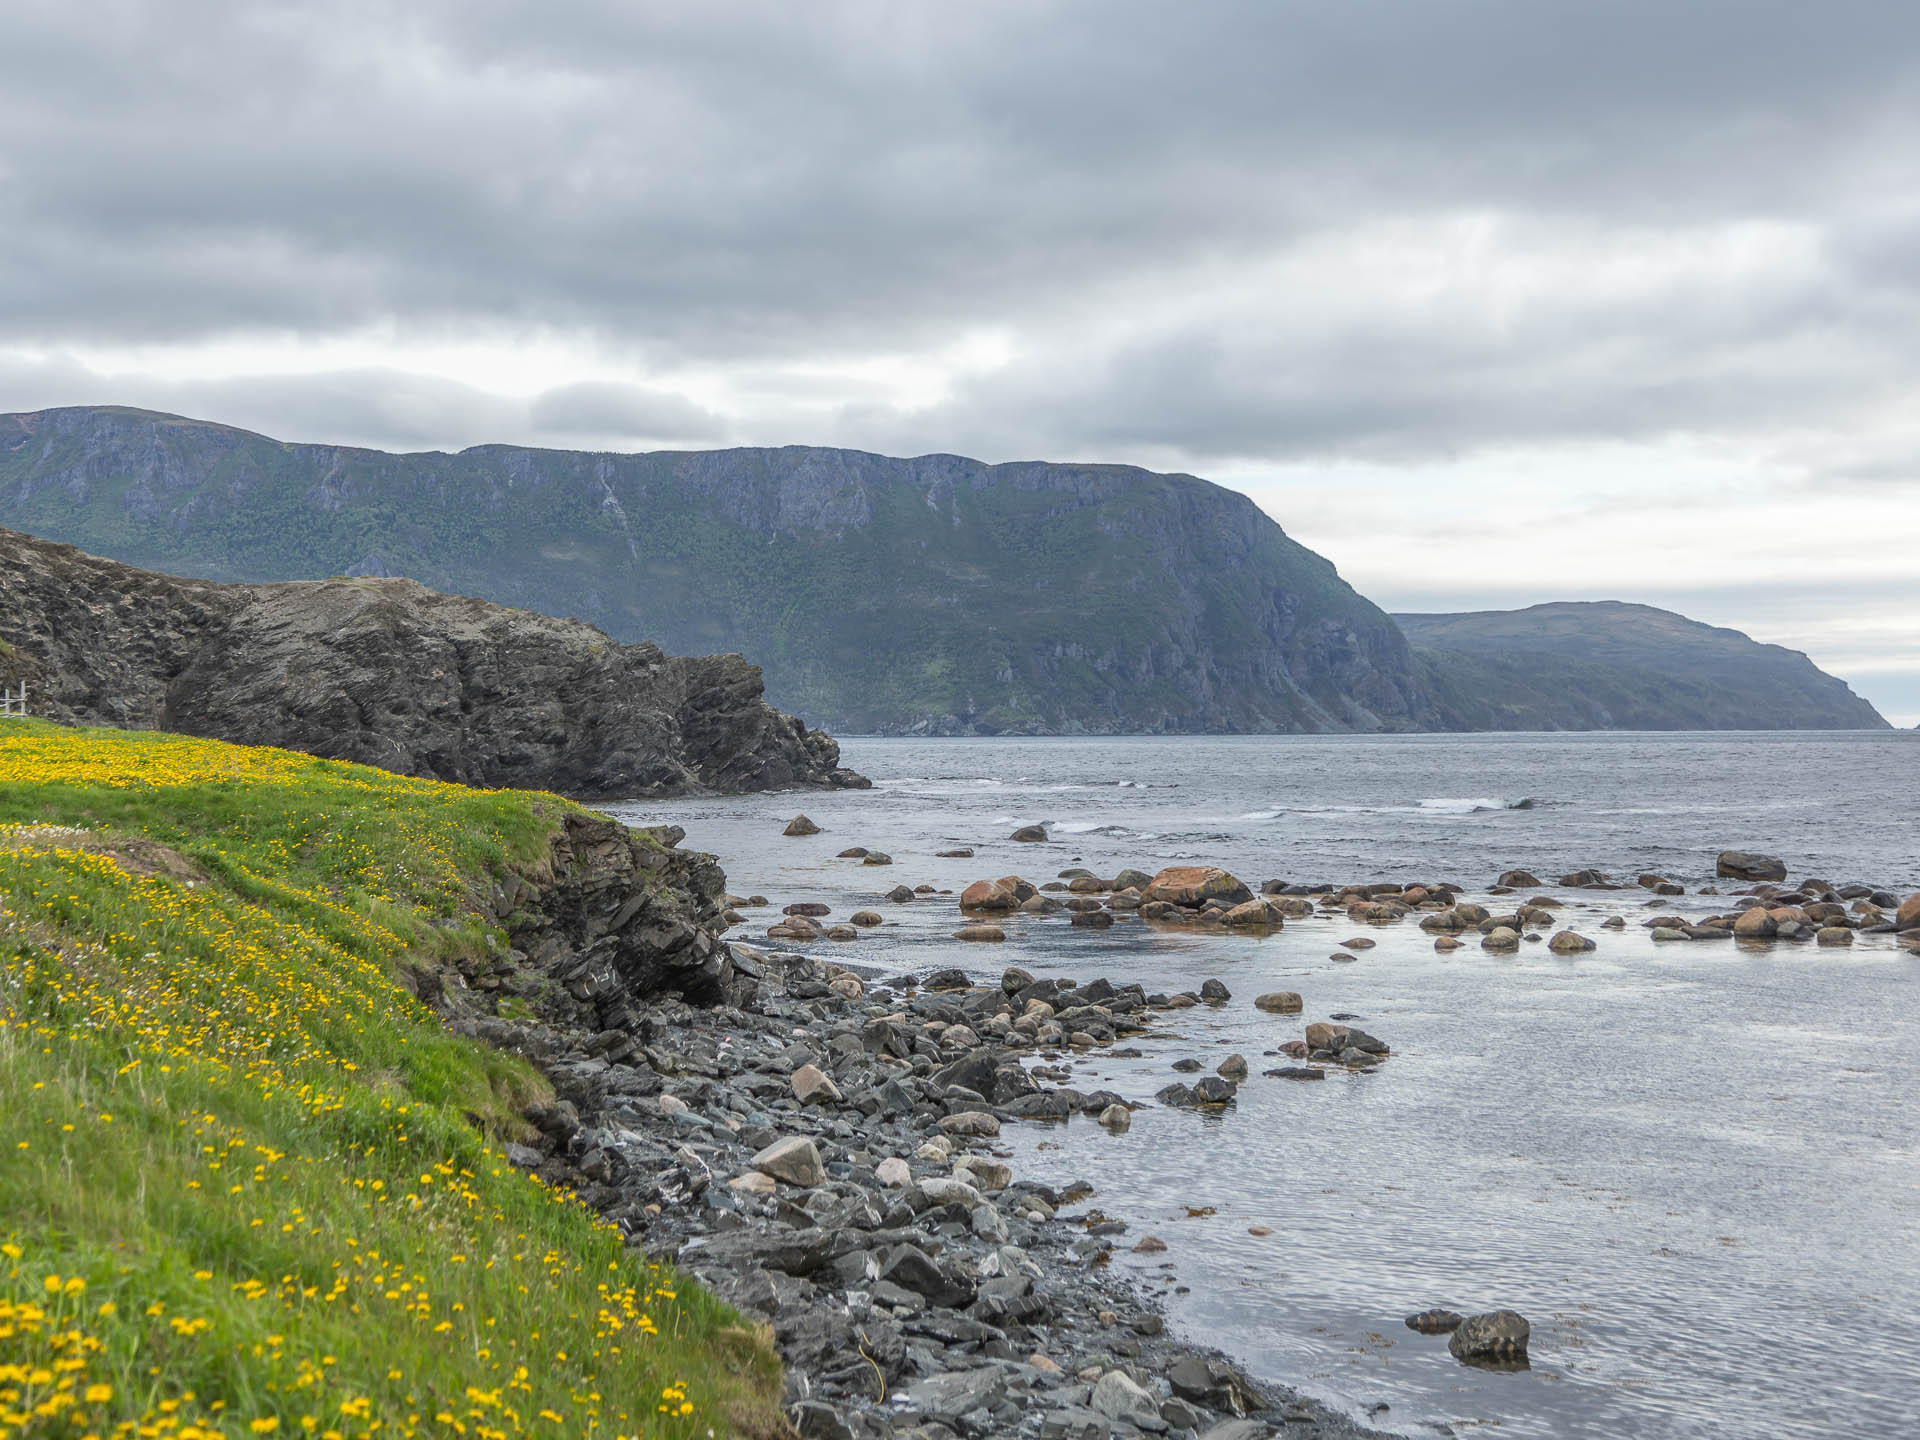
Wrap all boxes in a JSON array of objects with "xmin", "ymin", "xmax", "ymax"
[{"xmin": 0, "ymin": 721, "xmax": 783, "ymax": 1440}]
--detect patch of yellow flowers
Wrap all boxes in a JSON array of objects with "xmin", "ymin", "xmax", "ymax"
[{"xmin": 0, "ymin": 727, "xmax": 727, "ymax": 1439}]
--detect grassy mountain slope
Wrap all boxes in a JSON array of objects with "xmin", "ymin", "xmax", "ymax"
[
  {"xmin": 0, "ymin": 721, "xmax": 781, "ymax": 1439},
  {"xmin": 1396, "ymin": 601, "xmax": 1888, "ymax": 730},
  {"xmin": 0, "ymin": 407, "xmax": 1435, "ymax": 735}
]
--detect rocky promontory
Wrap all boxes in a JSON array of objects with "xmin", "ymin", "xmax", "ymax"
[{"xmin": 0, "ymin": 526, "xmax": 867, "ymax": 797}]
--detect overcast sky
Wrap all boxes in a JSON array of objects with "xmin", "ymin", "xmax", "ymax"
[{"xmin": 5, "ymin": 1, "xmax": 1919, "ymax": 719}]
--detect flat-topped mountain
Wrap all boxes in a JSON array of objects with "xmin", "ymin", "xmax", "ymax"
[
  {"xmin": 1396, "ymin": 602, "xmax": 1888, "ymax": 731},
  {"xmin": 0, "ymin": 526, "xmax": 866, "ymax": 796},
  {"xmin": 0, "ymin": 406, "xmax": 1438, "ymax": 735},
  {"xmin": 2, "ymin": 407, "xmax": 1887, "ymax": 735}
]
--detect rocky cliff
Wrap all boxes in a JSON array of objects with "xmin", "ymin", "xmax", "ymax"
[
  {"xmin": 1397, "ymin": 602, "xmax": 1888, "ymax": 731},
  {"xmin": 0, "ymin": 406, "xmax": 1440, "ymax": 734},
  {"xmin": 0, "ymin": 526, "xmax": 867, "ymax": 795}
]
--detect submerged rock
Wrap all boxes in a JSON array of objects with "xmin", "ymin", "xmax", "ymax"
[{"xmin": 1448, "ymin": 1309, "xmax": 1531, "ymax": 1365}]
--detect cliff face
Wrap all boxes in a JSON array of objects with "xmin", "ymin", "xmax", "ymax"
[
  {"xmin": 1397, "ymin": 602, "xmax": 1888, "ymax": 731},
  {"xmin": 0, "ymin": 526, "xmax": 866, "ymax": 796},
  {"xmin": 0, "ymin": 406, "xmax": 1441, "ymax": 734}
]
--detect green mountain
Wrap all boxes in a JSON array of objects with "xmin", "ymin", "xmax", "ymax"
[
  {"xmin": 0, "ymin": 406, "xmax": 1885, "ymax": 733},
  {"xmin": 1396, "ymin": 602, "xmax": 1889, "ymax": 730},
  {"xmin": 0, "ymin": 406, "xmax": 1437, "ymax": 734}
]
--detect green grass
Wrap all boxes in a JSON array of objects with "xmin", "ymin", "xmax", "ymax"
[{"xmin": 0, "ymin": 722, "xmax": 785, "ymax": 1440}]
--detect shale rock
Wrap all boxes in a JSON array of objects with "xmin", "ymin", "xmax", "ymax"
[{"xmin": 750, "ymin": 1136, "xmax": 825, "ymax": 1187}]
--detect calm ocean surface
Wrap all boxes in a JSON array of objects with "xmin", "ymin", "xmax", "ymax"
[{"xmin": 611, "ymin": 732, "xmax": 1920, "ymax": 1439}]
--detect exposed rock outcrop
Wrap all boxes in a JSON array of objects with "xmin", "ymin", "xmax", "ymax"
[{"xmin": 0, "ymin": 527, "xmax": 866, "ymax": 797}]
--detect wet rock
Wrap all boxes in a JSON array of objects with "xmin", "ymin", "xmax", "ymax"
[
  {"xmin": 825, "ymin": 924, "xmax": 859, "ymax": 941},
  {"xmin": 1547, "ymin": 930, "xmax": 1596, "ymax": 954},
  {"xmin": 784, "ymin": 815, "xmax": 822, "ymax": 837},
  {"xmin": 1816, "ymin": 926, "xmax": 1854, "ymax": 946},
  {"xmin": 1897, "ymin": 893, "xmax": 1920, "ymax": 930},
  {"xmin": 861, "ymin": 851, "xmax": 893, "ymax": 866},
  {"xmin": 1011, "ymin": 824, "xmax": 1050, "ymax": 842},
  {"xmin": 750, "ymin": 1136, "xmax": 825, "ymax": 1187},
  {"xmin": 1254, "ymin": 991, "xmax": 1303, "ymax": 1014},
  {"xmin": 960, "ymin": 879, "xmax": 1016, "ymax": 910},
  {"xmin": 1217, "ymin": 1054, "xmax": 1249, "ymax": 1080},
  {"xmin": 885, "ymin": 884, "xmax": 916, "ymax": 904},
  {"xmin": 1113, "ymin": 867, "xmax": 1154, "ymax": 891},
  {"xmin": 1481, "ymin": 926, "xmax": 1521, "ymax": 950},
  {"xmin": 952, "ymin": 924, "xmax": 1007, "ymax": 942},
  {"xmin": 934, "ymin": 847, "xmax": 974, "ymax": 858},
  {"xmin": 1405, "ymin": 1308, "xmax": 1464, "ymax": 1333},
  {"xmin": 1262, "ymin": 1066, "xmax": 1324, "ymax": 1081},
  {"xmin": 1143, "ymin": 865, "xmax": 1254, "ymax": 907},
  {"xmin": 1718, "ymin": 851, "xmax": 1787, "ymax": 882},
  {"xmin": 1098, "ymin": 1103, "xmax": 1132, "ymax": 1131},
  {"xmin": 1496, "ymin": 869, "xmax": 1543, "ymax": 888},
  {"xmin": 1558, "ymin": 869, "xmax": 1615, "ymax": 888},
  {"xmin": 923, "ymin": 967, "xmax": 971, "ymax": 990},
  {"xmin": 1070, "ymin": 909, "xmax": 1115, "ymax": 928},
  {"xmin": 836, "ymin": 847, "xmax": 868, "ymax": 858},
  {"xmin": 1222, "ymin": 898, "xmax": 1282, "ymax": 927},
  {"xmin": 1732, "ymin": 907, "xmax": 1778, "ymax": 939},
  {"xmin": 1448, "ymin": 1309, "xmax": 1531, "ymax": 1364},
  {"xmin": 768, "ymin": 915, "xmax": 825, "ymax": 941},
  {"xmin": 1199, "ymin": 978, "xmax": 1231, "ymax": 1001},
  {"xmin": 848, "ymin": 910, "xmax": 883, "ymax": 927}
]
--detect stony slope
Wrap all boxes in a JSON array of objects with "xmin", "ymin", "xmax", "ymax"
[
  {"xmin": 0, "ymin": 526, "xmax": 866, "ymax": 795},
  {"xmin": 0, "ymin": 406, "xmax": 1439, "ymax": 734},
  {"xmin": 1396, "ymin": 602, "xmax": 1888, "ymax": 731}
]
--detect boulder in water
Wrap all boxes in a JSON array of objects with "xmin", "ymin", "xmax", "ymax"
[
  {"xmin": 1718, "ymin": 851, "xmax": 1787, "ymax": 882},
  {"xmin": 1448, "ymin": 1310, "xmax": 1530, "ymax": 1366}
]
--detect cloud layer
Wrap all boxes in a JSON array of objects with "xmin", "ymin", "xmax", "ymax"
[{"xmin": 4, "ymin": 1, "xmax": 1918, "ymax": 715}]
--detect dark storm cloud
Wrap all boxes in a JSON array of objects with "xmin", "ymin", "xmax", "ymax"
[{"xmin": 7, "ymin": 0, "xmax": 1920, "ymax": 463}]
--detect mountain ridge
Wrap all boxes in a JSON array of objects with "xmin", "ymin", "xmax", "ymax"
[
  {"xmin": 0, "ymin": 404, "xmax": 1439, "ymax": 735},
  {"xmin": 1396, "ymin": 601, "xmax": 1887, "ymax": 731},
  {"xmin": 0, "ymin": 405, "xmax": 1888, "ymax": 733}
]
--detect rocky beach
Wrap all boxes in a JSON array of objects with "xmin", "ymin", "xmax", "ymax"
[
  {"xmin": 437, "ymin": 756, "xmax": 1920, "ymax": 1439},
  {"xmin": 594, "ymin": 731, "xmax": 1920, "ymax": 1439}
]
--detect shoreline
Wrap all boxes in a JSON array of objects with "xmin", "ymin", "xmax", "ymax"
[
  {"xmin": 485, "ymin": 830, "xmax": 1917, "ymax": 1438},
  {"xmin": 466, "ymin": 928, "xmax": 1390, "ymax": 1440}
]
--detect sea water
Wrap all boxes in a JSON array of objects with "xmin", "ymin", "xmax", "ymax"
[{"xmin": 610, "ymin": 731, "xmax": 1920, "ymax": 1439}]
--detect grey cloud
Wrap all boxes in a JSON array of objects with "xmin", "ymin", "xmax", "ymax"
[
  {"xmin": 0, "ymin": 355, "xmax": 730, "ymax": 453},
  {"xmin": 8, "ymin": 1, "xmax": 1920, "ymax": 363},
  {"xmin": 5, "ymin": 1, "xmax": 1920, "ymax": 535},
  {"xmin": 529, "ymin": 382, "xmax": 727, "ymax": 442}
]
